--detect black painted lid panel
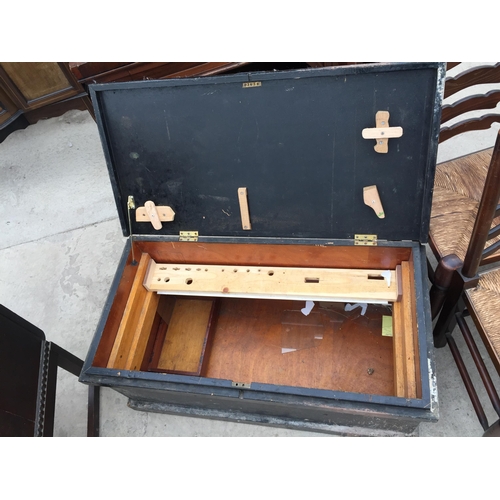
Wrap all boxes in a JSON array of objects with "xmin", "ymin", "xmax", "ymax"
[{"xmin": 91, "ymin": 63, "xmax": 444, "ymax": 242}]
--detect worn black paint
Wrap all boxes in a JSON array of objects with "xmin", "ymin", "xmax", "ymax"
[{"xmin": 90, "ymin": 63, "xmax": 442, "ymax": 243}]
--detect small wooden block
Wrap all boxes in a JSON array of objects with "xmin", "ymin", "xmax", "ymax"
[
  {"xmin": 363, "ymin": 185, "xmax": 385, "ymax": 218},
  {"xmin": 238, "ymin": 187, "xmax": 252, "ymax": 230},
  {"xmin": 136, "ymin": 202, "xmax": 175, "ymax": 229},
  {"xmin": 361, "ymin": 111, "xmax": 403, "ymax": 153},
  {"xmin": 145, "ymin": 201, "xmax": 162, "ymax": 230}
]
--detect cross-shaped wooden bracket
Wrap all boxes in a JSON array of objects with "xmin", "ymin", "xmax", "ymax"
[
  {"xmin": 135, "ymin": 200, "xmax": 175, "ymax": 230},
  {"xmin": 361, "ymin": 111, "xmax": 403, "ymax": 153}
]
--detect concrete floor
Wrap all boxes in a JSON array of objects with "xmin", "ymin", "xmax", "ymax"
[{"xmin": 1, "ymin": 63, "xmax": 500, "ymax": 436}]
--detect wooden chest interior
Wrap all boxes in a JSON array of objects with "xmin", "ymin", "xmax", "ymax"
[{"xmin": 91, "ymin": 240, "xmax": 423, "ymax": 401}]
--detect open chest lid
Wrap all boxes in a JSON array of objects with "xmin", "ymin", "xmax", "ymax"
[{"xmin": 90, "ymin": 62, "xmax": 445, "ymax": 243}]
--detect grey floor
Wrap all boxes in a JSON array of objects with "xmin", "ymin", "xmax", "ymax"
[{"xmin": 2, "ymin": 63, "xmax": 500, "ymax": 437}]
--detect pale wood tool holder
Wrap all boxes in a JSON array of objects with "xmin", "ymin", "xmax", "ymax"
[{"xmin": 144, "ymin": 260, "xmax": 398, "ymax": 303}]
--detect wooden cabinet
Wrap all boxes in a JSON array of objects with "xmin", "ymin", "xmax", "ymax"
[
  {"xmin": 0, "ymin": 62, "xmax": 84, "ymax": 110},
  {"xmin": 0, "ymin": 62, "xmax": 91, "ymax": 142}
]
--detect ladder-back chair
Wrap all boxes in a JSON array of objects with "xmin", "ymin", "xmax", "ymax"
[{"xmin": 428, "ymin": 62, "xmax": 500, "ymax": 435}]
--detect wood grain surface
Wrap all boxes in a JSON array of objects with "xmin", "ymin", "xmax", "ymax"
[
  {"xmin": 107, "ymin": 253, "xmax": 158, "ymax": 370},
  {"xmin": 205, "ymin": 299, "xmax": 395, "ymax": 395},
  {"xmin": 156, "ymin": 299, "xmax": 215, "ymax": 374},
  {"xmin": 145, "ymin": 262, "xmax": 398, "ymax": 303}
]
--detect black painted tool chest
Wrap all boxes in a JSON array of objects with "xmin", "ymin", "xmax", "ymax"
[{"xmin": 80, "ymin": 62, "xmax": 445, "ymax": 435}]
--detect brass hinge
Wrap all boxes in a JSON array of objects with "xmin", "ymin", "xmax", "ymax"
[
  {"xmin": 179, "ymin": 231, "xmax": 198, "ymax": 242},
  {"xmin": 242, "ymin": 81, "xmax": 261, "ymax": 88},
  {"xmin": 354, "ymin": 234, "xmax": 378, "ymax": 246}
]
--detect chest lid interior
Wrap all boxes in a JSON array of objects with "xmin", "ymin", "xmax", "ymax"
[{"xmin": 90, "ymin": 62, "xmax": 445, "ymax": 243}]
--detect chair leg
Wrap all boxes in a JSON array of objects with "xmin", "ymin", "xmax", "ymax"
[
  {"xmin": 427, "ymin": 257, "xmax": 436, "ymax": 284},
  {"xmin": 429, "ymin": 254, "xmax": 462, "ymax": 320},
  {"xmin": 456, "ymin": 314, "xmax": 500, "ymax": 417},
  {"xmin": 87, "ymin": 385, "xmax": 100, "ymax": 437},
  {"xmin": 37, "ymin": 342, "xmax": 59, "ymax": 437},
  {"xmin": 37, "ymin": 341, "xmax": 100, "ymax": 437},
  {"xmin": 433, "ymin": 271, "xmax": 465, "ymax": 348},
  {"xmin": 447, "ymin": 333, "xmax": 490, "ymax": 431},
  {"xmin": 483, "ymin": 419, "xmax": 500, "ymax": 437}
]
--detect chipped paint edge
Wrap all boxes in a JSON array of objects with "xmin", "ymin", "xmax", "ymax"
[{"xmin": 428, "ymin": 357, "xmax": 439, "ymax": 415}]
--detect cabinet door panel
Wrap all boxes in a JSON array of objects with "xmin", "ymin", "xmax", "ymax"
[{"xmin": 0, "ymin": 62, "xmax": 82, "ymax": 109}]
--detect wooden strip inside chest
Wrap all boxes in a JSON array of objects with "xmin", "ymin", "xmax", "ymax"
[{"xmin": 91, "ymin": 240, "xmax": 422, "ymax": 400}]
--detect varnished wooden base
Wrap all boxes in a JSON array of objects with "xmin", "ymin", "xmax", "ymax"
[
  {"xmin": 206, "ymin": 298, "xmax": 394, "ymax": 396},
  {"xmin": 148, "ymin": 297, "xmax": 218, "ymax": 376}
]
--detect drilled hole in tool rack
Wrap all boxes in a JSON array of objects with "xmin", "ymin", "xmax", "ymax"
[
  {"xmin": 186, "ymin": 278, "xmax": 193, "ymax": 285},
  {"xmin": 268, "ymin": 271, "xmax": 274, "ymax": 276},
  {"xmin": 304, "ymin": 277, "xmax": 320, "ymax": 284},
  {"xmin": 164, "ymin": 277, "xmax": 170, "ymax": 283}
]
